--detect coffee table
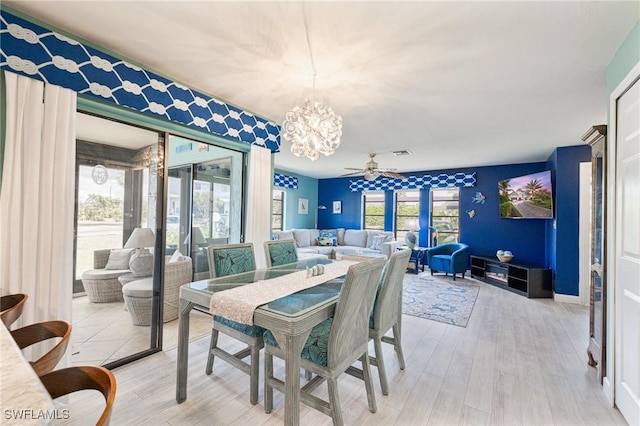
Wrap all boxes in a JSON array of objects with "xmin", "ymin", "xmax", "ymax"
[{"xmin": 332, "ymin": 248, "xmax": 387, "ymax": 261}]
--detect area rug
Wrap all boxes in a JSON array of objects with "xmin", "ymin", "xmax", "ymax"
[{"xmin": 402, "ymin": 272, "xmax": 480, "ymax": 327}]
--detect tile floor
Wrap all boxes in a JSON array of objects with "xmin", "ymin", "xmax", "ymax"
[{"xmin": 71, "ymin": 295, "xmax": 212, "ymax": 366}]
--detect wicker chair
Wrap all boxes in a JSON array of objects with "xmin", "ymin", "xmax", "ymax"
[
  {"xmin": 82, "ymin": 249, "xmax": 130, "ymax": 303},
  {"xmin": 205, "ymin": 243, "xmax": 262, "ymax": 405},
  {"xmin": 347, "ymin": 248, "xmax": 411, "ymax": 395},
  {"xmin": 264, "ymin": 258, "xmax": 386, "ymax": 425},
  {"xmin": 122, "ymin": 256, "xmax": 192, "ymax": 326}
]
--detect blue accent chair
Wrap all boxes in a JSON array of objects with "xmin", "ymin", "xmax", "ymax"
[{"xmin": 427, "ymin": 242, "xmax": 469, "ymax": 280}]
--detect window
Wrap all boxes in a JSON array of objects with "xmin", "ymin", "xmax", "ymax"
[
  {"xmin": 272, "ymin": 190, "xmax": 284, "ymax": 231},
  {"xmin": 363, "ymin": 192, "xmax": 385, "ymax": 230},
  {"xmin": 395, "ymin": 190, "xmax": 420, "ymax": 242},
  {"xmin": 431, "ymin": 188, "xmax": 460, "ymax": 244}
]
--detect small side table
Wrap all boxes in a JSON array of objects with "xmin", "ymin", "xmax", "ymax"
[{"xmin": 407, "ymin": 247, "xmax": 428, "ymax": 274}]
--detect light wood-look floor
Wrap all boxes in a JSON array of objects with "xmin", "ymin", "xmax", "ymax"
[{"xmin": 60, "ymin": 279, "xmax": 627, "ymax": 425}]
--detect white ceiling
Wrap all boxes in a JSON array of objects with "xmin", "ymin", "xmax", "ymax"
[{"xmin": 6, "ymin": 1, "xmax": 638, "ymax": 179}]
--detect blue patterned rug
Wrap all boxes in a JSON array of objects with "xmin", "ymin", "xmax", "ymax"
[{"xmin": 402, "ymin": 272, "xmax": 480, "ymax": 327}]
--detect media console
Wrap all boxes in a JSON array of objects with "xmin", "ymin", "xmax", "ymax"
[{"xmin": 470, "ymin": 255, "xmax": 552, "ymax": 298}]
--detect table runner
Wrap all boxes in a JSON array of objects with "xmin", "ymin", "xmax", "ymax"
[{"xmin": 209, "ymin": 260, "xmax": 358, "ymax": 325}]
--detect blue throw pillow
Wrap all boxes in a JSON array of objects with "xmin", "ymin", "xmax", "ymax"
[
  {"xmin": 319, "ymin": 229, "xmax": 337, "ymax": 240},
  {"xmin": 318, "ymin": 237, "xmax": 337, "ymax": 246}
]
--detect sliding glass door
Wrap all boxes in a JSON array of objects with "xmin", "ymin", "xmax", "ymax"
[
  {"xmin": 167, "ymin": 135, "xmax": 245, "ymax": 280},
  {"xmin": 72, "ymin": 110, "xmax": 247, "ymax": 368},
  {"xmin": 73, "ymin": 112, "xmax": 163, "ymax": 367}
]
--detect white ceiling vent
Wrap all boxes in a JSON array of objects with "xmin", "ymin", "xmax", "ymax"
[{"xmin": 392, "ymin": 150, "xmax": 412, "ymax": 156}]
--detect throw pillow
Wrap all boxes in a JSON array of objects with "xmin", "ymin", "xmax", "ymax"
[
  {"xmin": 317, "ymin": 237, "xmax": 337, "ymax": 246},
  {"xmin": 368, "ymin": 234, "xmax": 386, "ymax": 250},
  {"xmin": 169, "ymin": 249, "xmax": 185, "ymax": 263},
  {"xmin": 319, "ymin": 229, "xmax": 337, "ymax": 240},
  {"xmin": 104, "ymin": 248, "xmax": 133, "ymax": 270}
]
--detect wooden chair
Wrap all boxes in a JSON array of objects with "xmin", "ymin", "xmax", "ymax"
[
  {"xmin": 264, "ymin": 239, "xmax": 298, "ymax": 267},
  {"xmin": 39, "ymin": 365, "xmax": 116, "ymax": 426},
  {"xmin": 347, "ymin": 248, "xmax": 411, "ymax": 395},
  {"xmin": 10, "ymin": 320, "xmax": 72, "ymax": 376},
  {"xmin": 205, "ymin": 243, "xmax": 263, "ymax": 404},
  {"xmin": 264, "ymin": 258, "xmax": 386, "ymax": 425},
  {"xmin": 1, "ymin": 293, "xmax": 28, "ymax": 328}
]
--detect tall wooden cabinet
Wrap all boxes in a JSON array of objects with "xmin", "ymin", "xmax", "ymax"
[{"xmin": 582, "ymin": 125, "xmax": 607, "ymax": 383}]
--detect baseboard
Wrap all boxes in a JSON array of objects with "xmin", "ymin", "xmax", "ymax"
[
  {"xmin": 553, "ymin": 293, "xmax": 581, "ymax": 304},
  {"xmin": 603, "ymin": 376, "xmax": 614, "ymax": 405}
]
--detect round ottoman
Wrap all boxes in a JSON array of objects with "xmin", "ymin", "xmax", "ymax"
[
  {"xmin": 122, "ymin": 278, "xmax": 154, "ymax": 326},
  {"xmin": 82, "ymin": 269, "xmax": 128, "ymax": 303}
]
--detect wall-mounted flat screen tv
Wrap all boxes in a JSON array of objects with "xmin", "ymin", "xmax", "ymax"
[{"xmin": 499, "ymin": 170, "xmax": 553, "ymax": 219}]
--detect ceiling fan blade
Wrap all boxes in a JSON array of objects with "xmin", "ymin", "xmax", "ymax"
[
  {"xmin": 340, "ymin": 171, "xmax": 365, "ymax": 177},
  {"xmin": 377, "ymin": 167, "xmax": 398, "ymax": 172},
  {"xmin": 380, "ymin": 171, "xmax": 407, "ymax": 179},
  {"xmin": 344, "ymin": 167, "xmax": 365, "ymax": 171}
]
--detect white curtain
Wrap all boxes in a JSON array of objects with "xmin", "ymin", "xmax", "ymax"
[
  {"xmin": 245, "ymin": 145, "xmax": 273, "ymax": 269},
  {"xmin": 0, "ymin": 72, "xmax": 76, "ymax": 337}
]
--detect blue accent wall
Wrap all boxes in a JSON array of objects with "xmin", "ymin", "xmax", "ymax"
[
  {"xmin": 274, "ymin": 169, "xmax": 318, "ymax": 230},
  {"xmin": 319, "ymin": 149, "xmax": 590, "ymax": 296},
  {"xmin": 546, "ymin": 145, "xmax": 591, "ymax": 295}
]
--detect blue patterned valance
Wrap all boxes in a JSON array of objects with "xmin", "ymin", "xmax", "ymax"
[
  {"xmin": 273, "ymin": 173, "xmax": 298, "ymax": 189},
  {"xmin": 349, "ymin": 172, "xmax": 476, "ymax": 192},
  {"xmin": 0, "ymin": 10, "xmax": 280, "ymax": 152}
]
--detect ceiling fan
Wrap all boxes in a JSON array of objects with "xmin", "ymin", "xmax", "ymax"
[{"xmin": 341, "ymin": 153, "xmax": 407, "ymax": 181}]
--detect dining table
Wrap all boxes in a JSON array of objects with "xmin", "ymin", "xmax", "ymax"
[
  {"xmin": 175, "ymin": 256, "xmax": 354, "ymax": 426},
  {"xmin": 0, "ymin": 323, "xmax": 56, "ymax": 425}
]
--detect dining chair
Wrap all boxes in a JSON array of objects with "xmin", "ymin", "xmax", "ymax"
[
  {"xmin": 1, "ymin": 293, "xmax": 28, "ymax": 328},
  {"xmin": 263, "ymin": 258, "xmax": 386, "ymax": 425},
  {"xmin": 346, "ymin": 248, "xmax": 411, "ymax": 395},
  {"xmin": 264, "ymin": 239, "xmax": 298, "ymax": 267},
  {"xmin": 10, "ymin": 320, "xmax": 72, "ymax": 376},
  {"xmin": 205, "ymin": 243, "xmax": 263, "ymax": 404},
  {"xmin": 39, "ymin": 365, "xmax": 116, "ymax": 426}
]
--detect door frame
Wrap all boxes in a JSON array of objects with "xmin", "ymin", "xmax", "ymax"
[
  {"xmin": 605, "ymin": 60, "xmax": 640, "ymax": 405},
  {"xmin": 578, "ymin": 161, "xmax": 591, "ymax": 306}
]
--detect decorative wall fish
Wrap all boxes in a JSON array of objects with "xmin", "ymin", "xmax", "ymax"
[{"xmin": 471, "ymin": 191, "xmax": 486, "ymax": 204}]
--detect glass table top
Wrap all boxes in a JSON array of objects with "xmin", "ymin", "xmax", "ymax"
[{"xmin": 183, "ymin": 257, "xmax": 344, "ymax": 318}]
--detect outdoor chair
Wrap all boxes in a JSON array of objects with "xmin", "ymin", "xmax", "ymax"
[{"xmin": 122, "ymin": 256, "xmax": 192, "ymax": 325}]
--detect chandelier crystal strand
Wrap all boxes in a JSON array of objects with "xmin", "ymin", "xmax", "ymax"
[{"xmin": 282, "ymin": 98, "xmax": 342, "ymax": 161}]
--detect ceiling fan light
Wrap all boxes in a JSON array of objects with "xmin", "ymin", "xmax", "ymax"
[{"xmin": 364, "ymin": 171, "xmax": 379, "ymax": 181}]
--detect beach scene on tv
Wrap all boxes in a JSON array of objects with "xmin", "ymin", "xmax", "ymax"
[{"xmin": 499, "ymin": 171, "xmax": 553, "ymax": 218}]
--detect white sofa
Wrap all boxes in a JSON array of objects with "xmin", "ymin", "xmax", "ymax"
[{"xmin": 273, "ymin": 228, "xmax": 400, "ymax": 259}]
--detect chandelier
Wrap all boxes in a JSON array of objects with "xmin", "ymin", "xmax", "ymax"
[
  {"xmin": 282, "ymin": 97, "xmax": 342, "ymax": 161},
  {"xmin": 281, "ymin": 12, "xmax": 343, "ymax": 161}
]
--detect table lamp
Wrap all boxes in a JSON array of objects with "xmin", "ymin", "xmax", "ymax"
[
  {"xmin": 184, "ymin": 227, "xmax": 207, "ymax": 248},
  {"xmin": 404, "ymin": 219, "xmax": 420, "ymax": 249},
  {"xmin": 124, "ymin": 227, "xmax": 155, "ymax": 277}
]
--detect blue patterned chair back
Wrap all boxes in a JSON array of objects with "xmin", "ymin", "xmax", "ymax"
[
  {"xmin": 207, "ymin": 243, "xmax": 256, "ymax": 278},
  {"xmin": 263, "ymin": 239, "xmax": 298, "ymax": 267}
]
